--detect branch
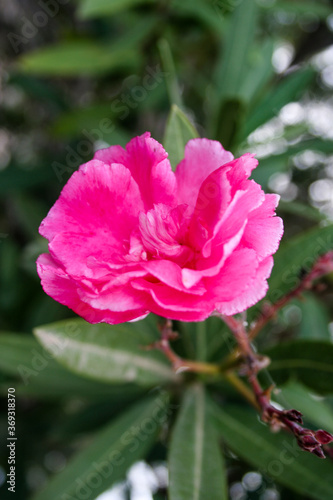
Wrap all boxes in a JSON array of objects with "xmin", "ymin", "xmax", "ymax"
[
  {"xmin": 145, "ymin": 319, "xmax": 221, "ymax": 375},
  {"xmin": 219, "ymin": 313, "xmax": 333, "ymax": 458}
]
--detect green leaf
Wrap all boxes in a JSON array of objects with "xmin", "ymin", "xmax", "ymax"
[
  {"xmin": 34, "ymin": 317, "xmax": 177, "ymax": 387},
  {"xmin": 211, "ymin": 402, "xmax": 333, "ymax": 500},
  {"xmin": 18, "ymin": 41, "xmax": 138, "ymax": 76},
  {"xmin": 78, "ymin": 0, "xmax": 154, "ymax": 18},
  {"xmin": 238, "ymin": 38, "xmax": 275, "ymax": 104},
  {"xmin": 265, "ymin": 340, "xmax": 333, "ymax": 394},
  {"xmin": 178, "ymin": 316, "xmax": 234, "ymax": 363},
  {"xmin": 267, "ymin": 224, "xmax": 333, "ymax": 303},
  {"xmin": 163, "ymin": 104, "xmax": 199, "ymax": 170},
  {"xmin": 158, "ymin": 38, "xmax": 182, "ymax": 108},
  {"xmin": 33, "ymin": 393, "xmax": 169, "ymax": 500},
  {"xmin": 296, "ymin": 293, "xmax": 331, "ymax": 340},
  {"xmin": 169, "ymin": 384, "xmax": 227, "ymax": 500},
  {"xmin": 215, "ymin": 99, "xmax": 246, "ymax": 150},
  {"xmin": 0, "ymin": 332, "xmax": 140, "ymax": 400},
  {"xmin": 276, "ymin": 381, "xmax": 333, "ymax": 434},
  {"xmin": 239, "ymin": 68, "xmax": 315, "ymax": 141},
  {"xmin": 214, "ymin": 0, "xmax": 258, "ymax": 102}
]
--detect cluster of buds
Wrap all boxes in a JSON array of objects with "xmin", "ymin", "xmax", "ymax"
[
  {"xmin": 296, "ymin": 428, "xmax": 333, "ymax": 458},
  {"xmin": 264, "ymin": 406, "xmax": 333, "ymax": 459}
]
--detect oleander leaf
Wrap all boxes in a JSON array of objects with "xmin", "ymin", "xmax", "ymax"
[
  {"xmin": 169, "ymin": 384, "xmax": 227, "ymax": 500},
  {"xmin": 34, "ymin": 317, "xmax": 177, "ymax": 387},
  {"xmin": 163, "ymin": 104, "xmax": 199, "ymax": 170},
  {"xmin": 33, "ymin": 393, "xmax": 169, "ymax": 500}
]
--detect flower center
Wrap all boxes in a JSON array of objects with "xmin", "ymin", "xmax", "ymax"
[{"xmin": 137, "ymin": 204, "xmax": 194, "ymax": 266}]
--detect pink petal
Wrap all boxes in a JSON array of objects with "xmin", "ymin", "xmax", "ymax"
[
  {"xmin": 241, "ymin": 194, "xmax": 284, "ymax": 259},
  {"xmin": 94, "ymin": 132, "xmax": 177, "ymax": 209},
  {"xmin": 37, "ymin": 254, "xmax": 148, "ymax": 324},
  {"xmin": 41, "ymin": 161, "xmax": 144, "ymax": 278},
  {"xmin": 189, "ymin": 176, "xmax": 264, "ymax": 271},
  {"xmin": 216, "ymin": 256, "xmax": 274, "ymax": 315},
  {"xmin": 226, "ymin": 153, "xmax": 258, "ymax": 196},
  {"xmin": 132, "ymin": 279, "xmax": 213, "ymax": 322},
  {"xmin": 175, "ymin": 138, "xmax": 233, "ymax": 211},
  {"xmin": 77, "ymin": 282, "xmax": 147, "ymax": 313},
  {"xmin": 208, "ymin": 248, "xmax": 259, "ymax": 303},
  {"xmin": 181, "ymin": 222, "xmax": 247, "ymax": 287},
  {"xmin": 142, "ymin": 260, "xmax": 206, "ymax": 295},
  {"xmin": 188, "ymin": 165, "xmax": 232, "ymax": 251}
]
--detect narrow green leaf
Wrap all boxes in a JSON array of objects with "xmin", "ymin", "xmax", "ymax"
[
  {"xmin": 34, "ymin": 317, "xmax": 176, "ymax": 387},
  {"xmin": 211, "ymin": 402, "xmax": 333, "ymax": 500},
  {"xmin": 178, "ymin": 316, "xmax": 234, "ymax": 363},
  {"xmin": 163, "ymin": 104, "xmax": 199, "ymax": 170},
  {"xmin": 18, "ymin": 41, "xmax": 138, "ymax": 76},
  {"xmin": 215, "ymin": 98, "xmax": 246, "ymax": 150},
  {"xmin": 296, "ymin": 293, "xmax": 331, "ymax": 340},
  {"xmin": 239, "ymin": 68, "xmax": 315, "ymax": 141},
  {"xmin": 0, "ymin": 332, "xmax": 140, "ymax": 400},
  {"xmin": 195, "ymin": 322, "xmax": 207, "ymax": 362},
  {"xmin": 214, "ymin": 0, "xmax": 258, "ymax": 101},
  {"xmin": 238, "ymin": 38, "xmax": 275, "ymax": 104},
  {"xmin": 265, "ymin": 340, "xmax": 333, "ymax": 394},
  {"xmin": 78, "ymin": 0, "xmax": 154, "ymax": 18},
  {"xmin": 158, "ymin": 38, "xmax": 182, "ymax": 108},
  {"xmin": 267, "ymin": 224, "xmax": 333, "ymax": 303},
  {"xmin": 169, "ymin": 384, "xmax": 227, "ymax": 500},
  {"xmin": 33, "ymin": 393, "xmax": 169, "ymax": 500},
  {"xmin": 277, "ymin": 381, "xmax": 333, "ymax": 434}
]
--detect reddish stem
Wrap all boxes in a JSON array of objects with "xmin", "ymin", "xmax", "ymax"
[
  {"xmin": 147, "ymin": 319, "xmax": 221, "ymax": 375},
  {"xmin": 219, "ymin": 313, "xmax": 333, "ymax": 458}
]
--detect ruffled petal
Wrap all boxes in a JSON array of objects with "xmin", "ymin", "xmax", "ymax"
[
  {"xmin": 175, "ymin": 138, "xmax": 233, "ymax": 211},
  {"xmin": 142, "ymin": 260, "xmax": 206, "ymax": 295},
  {"xmin": 37, "ymin": 254, "xmax": 148, "ymax": 324},
  {"xmin": 132, "ymin": 279, "xmax": 213, "ymax": 322},
  {"xmin": 207, "ymin": 248, "xmax": 259, "ymax": 304},
  {"xmin": 94, "ymin": 132, "xmax": 177, "ymax": 209},
  {"xmin": 240, "ymin": 194, "xmax": 284, "ymax": 260},
  {"xmin": 41, "ymin": 161, "xmax": 144, "ymax": 278},
  {"xmin": 226, "ymin": 153, "xmax": 258, "ymax": 196},
  {"xmin": 216, "ymin": 256, "xmax": 274, "ymax": 315}
]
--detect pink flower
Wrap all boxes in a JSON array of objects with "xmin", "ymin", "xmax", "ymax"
[{"xmin": 37, "ymin": 133, "xmax": 283, "ymax": 324}]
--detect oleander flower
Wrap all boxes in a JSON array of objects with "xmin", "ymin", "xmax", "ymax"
[{"xmin": 37, "ymin": 132, "xmax": 283, "ymax": 324}]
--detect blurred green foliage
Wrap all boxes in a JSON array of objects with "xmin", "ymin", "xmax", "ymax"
[{"xmin": 1, "ymin": 0, "xmax": 333, "ymax": 499}]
